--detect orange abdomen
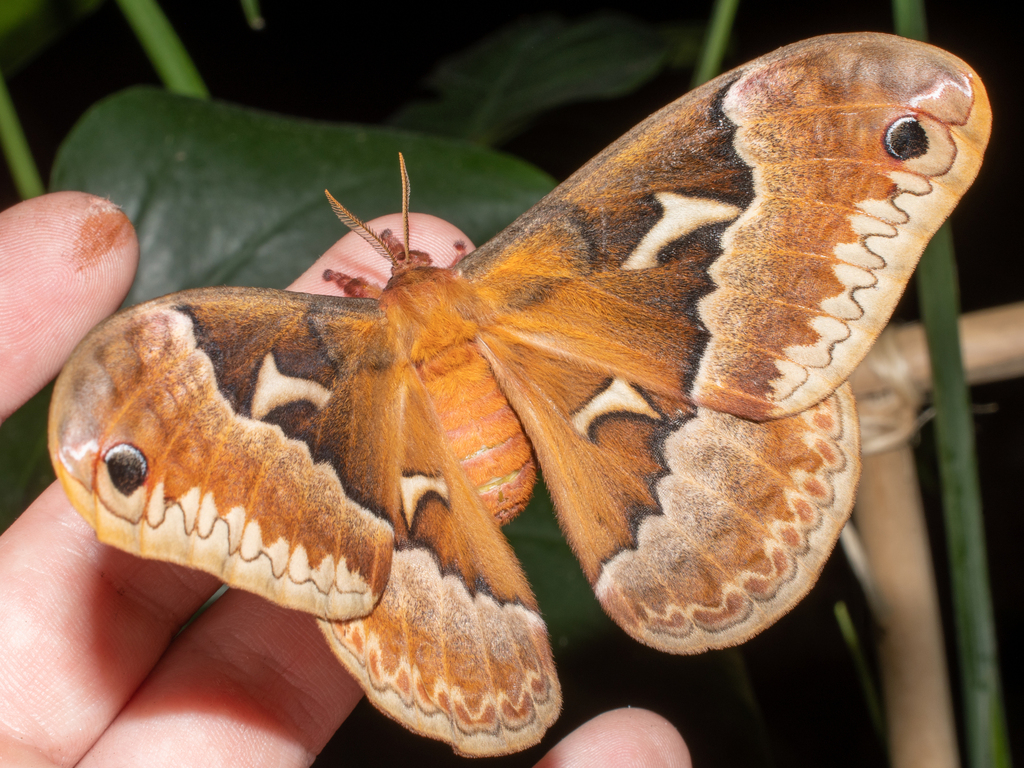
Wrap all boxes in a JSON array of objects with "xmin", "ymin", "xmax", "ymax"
[{"xmin": 417, "ymin": 342, "xmax": 536, "ymax": 523}]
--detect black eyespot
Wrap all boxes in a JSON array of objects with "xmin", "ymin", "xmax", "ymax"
[
  {"xmin": 885, "ymin": 116, "xmax": 929, "ymax": 161},
  {"xmin": 104, "ymin": 444, "xmax": 148, "ymax": 496}
]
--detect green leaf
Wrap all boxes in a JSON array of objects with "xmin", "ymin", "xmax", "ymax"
[
  {"xmin": 1, "ymin": 87, "xmax": 555, "ymax": 529},
  {"xmin": 834, "ymin": 600, "xmax": 887, "ymax": 747},
  {"xmin": 0, "ymin": 0, "xmax": 105, "ymax": 76},
  {"xmin": 0, "ymin": 384, "xmax": 54, "ymax": 533},
  {"xmin": 389, "ymin": 13, "xmax": 671, "ymax": 146},
  {"xmin": 50, "ymin": 86, "xmax": 556, "ymax": 306},
  {"xmin": 0, "ymin": 66, "xmax": 45, "ymax": 198}
]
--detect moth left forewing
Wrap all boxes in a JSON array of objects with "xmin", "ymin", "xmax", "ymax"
[
  {"xmin": 464, "ymin": 33, "xmax": 990, "ymax": 425},
  {"xmin": 49, "ymin": 288, "xmax": 396, "ymax": 621},
  {"xmin": 320, "ymin": 362, "xmax": 560, "ymax": 757}
]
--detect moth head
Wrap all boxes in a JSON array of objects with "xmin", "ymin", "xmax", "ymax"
[{"xmin": 320, "ymin": 156, "xmax": 473, "ymax": 300}]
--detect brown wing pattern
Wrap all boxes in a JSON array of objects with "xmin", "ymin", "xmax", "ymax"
[
  {"xmin": 321, "ymin": 359, "xmax": 559, "ymax": 756},
  {"xmin": 479, "ymin": 316, "xmax": 858, "ymax": 652},
  {"xmin": 50, "ymin": 285, "xmax": 559, "ymax": 755},
  {"xmin": 460, "ymin": 33, "xmax": 989, "ymax": 652},
  {"xmin": 465, "ymin": 33, "xmax": 991, "ymax": 420},
  {"xmin": 595, "ymin": 385, "xmax": 859, "ymax": 652},
  {"xmin": 49, "ymin": 287, "xmax": 395, "ymax": 620},
  {"xmin": 695, "ymin": 35, "xmax": 991, "ymax": 419}
]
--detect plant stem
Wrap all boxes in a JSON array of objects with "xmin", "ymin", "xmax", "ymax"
[
  {"xmin": 0, "ymin": 68, "xmax": 45, "ymax": 199},
  {"xmin": 114, "ymin": 0, "xmax": 209, "ymax": 98},
  {"xmin": 890, "ymin": 0, "xmax": 1012, "ymax": 764},
  {"xmin": 916, "ymin": 226, "xmax": 1012, "ymax": 768},
  {"xmin": 691, "ymin": 0, "xmax": 739, "ymax": 88}
]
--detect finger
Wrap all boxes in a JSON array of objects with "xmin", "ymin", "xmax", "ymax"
[
  {"xmin": 0, "ymin": 193, "xmax": 194, "ymax": 766},
  {"xmin": 535, "ymin": 709, "xmax": 691, "ymax": 768},
  {"xmin": 0, "ymin": 483, "xmax": 221, "ymax": 766},
  {"xmin": 40, "ymin": 212, "xmax": 475, "ymax": 765},
  {"xmin": 0, "ymin": 192, "xmax": 137, "ymax": 421},
  {"xmin": 78, "ymin": 592, "xmax": 362, "ymax": 768}
]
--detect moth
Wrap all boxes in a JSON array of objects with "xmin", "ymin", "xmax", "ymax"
[{"xmin": 48, "ymin": 33, "xmax": 990, "ymax": 756}]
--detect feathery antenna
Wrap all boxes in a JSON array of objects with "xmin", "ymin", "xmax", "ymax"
[
  {"xmin": 399, "ymin": 152, "xmax": 411, "ymax": 265},
  {"xmin": 326, "ymin": 154, "xmax": 424, "ymax": 272},
  {"xmin": 324, "ymin": 189, "xmax": 395, "ymax": 265}
]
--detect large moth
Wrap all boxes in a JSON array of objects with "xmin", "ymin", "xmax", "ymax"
[{"xmin": 48, "ymin": 33, "xmax": 990, "ymax": 756}]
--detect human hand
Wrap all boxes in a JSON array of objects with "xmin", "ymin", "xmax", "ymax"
[{"xmin": 0, "ymin": 192, "xmax": 690, "ymax": 767}]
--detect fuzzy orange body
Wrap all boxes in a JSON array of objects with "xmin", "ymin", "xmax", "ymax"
[{"xmin": 380, "ymin": 266, "xmax": 537, "ymax": 523}]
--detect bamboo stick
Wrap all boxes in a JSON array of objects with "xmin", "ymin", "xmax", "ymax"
[{"xmin": 844, "ymin": 300, "xmax": 1024, "ymax": 768}]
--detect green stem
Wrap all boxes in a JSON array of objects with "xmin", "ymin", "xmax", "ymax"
[
  {"xmin": 239, "ymin": 0, "xmax": 265, "ymax": 30},
  {"xmin": 916, "ymin": 227, "xmax": 1012, "ymax": 768},
  {"xmin": 691, "ymin": 0, "xmax": 740, "ymax": 88},
  {"xmin": 889, "ymin": 0, "xmax": 1011, "ymax": 765},
  {"xmin": 114, "ymin": 0, "xmax": 209, "ymax": 98},
  {"xmin": 834, "ymin": 602, "xmax": 887, "ymax": 749},
  {"xmin": 892, "ymin": 0, "xmax": 928, "ymax": 42},
  {"xmin": 0, "ymin": 68, "xmax": 45, "ymax": 199}
]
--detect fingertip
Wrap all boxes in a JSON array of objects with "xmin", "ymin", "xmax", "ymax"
[
  {"xmin": 289, "ymin": 212, "xmax": 474, "ymax": 295},
  {"xmin": 79, "ymin": 592, "xmax": 365, "ymax": 766},
  {"xmin": 0, "ymin": 192, "xmax": 139, "ymax": 418},
  {"xmin": 536, "ymin": 709, "xmax": 691, "ymax": 768}
]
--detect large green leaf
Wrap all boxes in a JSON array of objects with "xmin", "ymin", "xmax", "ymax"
[
  {"xmin": 1, "ymin": 86, "xmax": 555, "ymax": 530},
  {"xmin": 0, "ymin": 384, "xmax": 52, "ymax": 533},
  {"xmin": 51, "ymin": 86, "xmax": 555, "ymax": 305},
  {"xmin": 389, "ymin": 13, "xmax": 677, "ymax": 146}
]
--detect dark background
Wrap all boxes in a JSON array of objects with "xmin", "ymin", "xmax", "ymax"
[{"xmin": 3, "ymin": 1, "xmax": 1019, "ymax": 766}]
